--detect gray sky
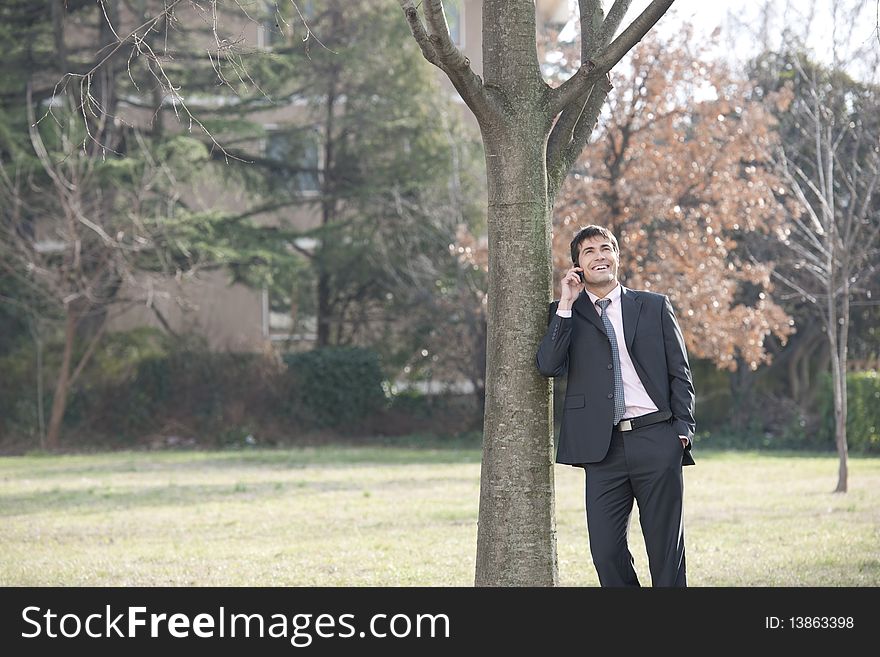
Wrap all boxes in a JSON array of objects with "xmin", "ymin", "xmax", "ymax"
[{"xmin": 623, "ymin": 0, "xmax": 878, "ymax": 81}]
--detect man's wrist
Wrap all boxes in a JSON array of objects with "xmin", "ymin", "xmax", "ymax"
[
  {"xmin": 558, "ymin": 300, "xmax": 573, "ymax": 311},
  {"xmin": 556, "ymin": 303, "xmax": 573, "ymax": 318}
]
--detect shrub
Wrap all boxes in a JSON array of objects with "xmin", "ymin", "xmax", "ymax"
[
  {"xmin": 818, "ymin": 371, "xmax": 880, "ymax": 454},
  {"xmin": 282, "ymin": 347, "xmax": 386, "ymax": 429}
]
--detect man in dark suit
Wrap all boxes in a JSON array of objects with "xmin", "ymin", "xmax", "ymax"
[{"xmin": 536, "ymin": 225, "xmax": 695, "ymax": 587}]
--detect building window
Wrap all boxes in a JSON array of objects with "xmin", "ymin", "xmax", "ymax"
[
  {"xmin": 262, "ymin": 286, "xmax": 317, "ymax": 342},
  {"xmin": 445, "ymin": 1, "xmax": 463, "ymax": 48},
  {"xmin": 257, "ymin": 2, "xmax": 282, "ymax": 49},
  {"xmin": 264, "ymin": 127, "xmax": 321, "ymax": 195}
]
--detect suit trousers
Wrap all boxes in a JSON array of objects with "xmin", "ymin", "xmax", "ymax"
[{"xmin": 583, "ymin": 420, "xmax": 687, "ymax": 587}]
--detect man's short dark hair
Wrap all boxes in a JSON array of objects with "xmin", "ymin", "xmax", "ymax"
[{"xmin": 570, "ymin": 225, "xmax": 619, "ymax": 264}]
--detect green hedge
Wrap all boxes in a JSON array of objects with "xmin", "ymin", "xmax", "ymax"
[
  {"xmin": 0, "ymin": 329, "xmax": 481, "ymax": 448},
  {"xmin": 282, "ymin": 347, "xmax": 386, "ymax": 429},
  {"xmin": 73, "ymin": 344, "xmax": 280, "ymax": 442},
  {"xmin": 77, "ymin": 344, "xmax": 387, "ymax": 439},
  {"xmin": 819, "ymin": 371, "xmax": 880, "ymax": 454}
]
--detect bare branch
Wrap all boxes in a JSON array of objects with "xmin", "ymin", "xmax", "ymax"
[
  {"xmin": 777, "ymin": 150, "xmax": 830, "ymax": 251},
  {"xmin": 399, "ymin": 0, "xmax": 441, "ymax": 66},
  {"xmin": 785, "ymin": 233, "xmax": 831, "ymax": 273},
  {"xmin": 579, "ymin": 0, "xmax": 605, "ymax": 58},
  {"xmin": 549, "ymin": 59, "xmax": 613, "ymax": 116},
  {"xmin": 547, "ymin": 83, "xmax": 611, "ymax": 194},
  {"xmin": 423, "ymin": 0, "xmax": 469, "ymax": 70},
  {"xmin": 594, "ymin": 0, "xmax": 674, "ymax": 65},
  {"xmin": 67, "ymin": 317, "xmax": 110, "ymax": 388},
  {"xmin": 596, "ymin": 0, "xmax": 635, "ymax": 54},
  {"xmin": 876, "ymin": 0, "xmax": 880, "ymax": 47},
  {"xmin": 550, "ymin": 0, "xmax": 669, "ymax": 115},
  {"xmin": 779, "ymin": 146, "xmax": 837, "ymax": 232},
  {"xmin": 40, "ymin": 0, "xmax": 265, "ymax": 161},
  {"xmin": 768, "ymin": 264, "xmax": 822, "ymax": 307},
  {"xmin": 398, "ymin": 1, "xmax": 494, "ymax": 122}
]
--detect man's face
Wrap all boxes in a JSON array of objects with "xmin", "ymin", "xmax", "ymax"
[{"xmin": 576, "ymin": 235, "xmax": 619, "ymax": 287}]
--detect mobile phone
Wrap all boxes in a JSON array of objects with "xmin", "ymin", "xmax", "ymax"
[{"xmin": 576, "ymin": 269, "xmax": 585, "ymax": 283}]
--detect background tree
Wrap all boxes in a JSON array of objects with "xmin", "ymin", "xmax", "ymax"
[
  {"xmin": 1, "ymin": 0, "xmax": 489, "ymax": 446},
  {"xmin": 0, "ymin": 95, "xmax": 294, "ymax": 448},
  {"xmin": 186, "ymin": 0, "xmax": 491, "ymax": 387},
  {"xmin": 258, "ymin": 0, "xmax": 485, "ymax": 360},
  {"xmin": 399, "ymin": 0, "xmax": 677, "ymax": 585},
  {"xmin": 755, "ymin": 51, "xmax": 880, "ymax": 492},
  {"xmin": 408, "ymin": 222, "xmax": 489, "ymax": 414},
  {"xmin": 0, "ymin": 1, "xmax": 306, "ymax": 448}
]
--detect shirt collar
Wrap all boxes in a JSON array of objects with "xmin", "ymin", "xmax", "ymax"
[{"xmin": 587, "ymin": 282, "xmax": 621, "ymax": 307}]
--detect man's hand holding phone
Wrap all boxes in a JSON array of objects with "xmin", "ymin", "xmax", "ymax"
[{"xmin": 559, "ymin": 267, "xmax": 585, "ymax": 310}]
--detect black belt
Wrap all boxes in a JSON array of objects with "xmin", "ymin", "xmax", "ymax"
[{"xmin": 614, "ymin": 410, "xmax": 672, "ymax": 432}]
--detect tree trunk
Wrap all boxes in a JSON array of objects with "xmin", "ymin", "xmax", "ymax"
[
  {"xmin": 45, "ymin": 311, "xmax": 77, "ymax": 450},
  {"xmin": 315, "ymin": 8, "xmax": 342, "ymax": 350},
  {"xmin": 829, "ymin": 343, "xmax": 848, "ymax": 493},
  {"xmin": 809, "ymin": 340, "xmax": 831, "ymax": 402},
  {"xmin": 475, "ymin": 126, "xmax": 557, "ymax": 586},
  {"xmin": 27, "ymin": 314, "xmax": 48, "ymax": 449},
  {"xmin": 316, "ymin": 267, "xmax": 332, "ymax": 348},
  {"xmin": 833, "ymin": 274, "xmax": 851, "ymax": 493},
  {"xmin": 783, "ymin": 325, "xmax": 821, "ymax": 404}
]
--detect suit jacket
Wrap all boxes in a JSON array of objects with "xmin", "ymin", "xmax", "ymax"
[{"xmin": 536, "ymin": 286, "xmax": 696, "ymax": 466}]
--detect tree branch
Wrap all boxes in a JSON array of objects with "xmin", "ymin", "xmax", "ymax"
[
  {"xmin": 398, "ymin": 0, "xmax": 495, "ymax": 122},
  {"xmin": 777, "ymin": 146, "xmax": 834, "ymax": 240},
  {"xmin": 423, "ymin": 0, "xmax": 468, "ymax": 70},
  {"xmin": 596, "ymin": 0, "xmax": 635, "ymax": 52},
  {"xmin": 549, "ymin": 58, "xmax": 612, "ymax": 116},
  {"xmin": 765, "ymin": 265, "xmax": 820, "ymax": 306},
  {"xmin": 149, "ymin": 302, "xmax": 180, "ymax": 337},
  {"xmin": 67, "ymin": 316, "xmax": 109, "ymax": 388},
  {"xmin": 547, "ymin": 83, "xmax": 611, "ymax": 196},
  {"xmin": 399, "ymin": 0, "xmax": 441, "ymax": 67},
  {"xmin": 594, "ymin": 0, "xmax": 674, "ymax": 68},
  {"xmin": 580, "ymin": 0, "xmax": 605, "ymax": 59},
  {"xmin": 550, "ymin": 0, "xmax": 671, "ymax": 115}
]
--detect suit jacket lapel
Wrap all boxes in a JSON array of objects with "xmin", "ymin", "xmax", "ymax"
[
  {"xmin": 572, "ymin": 290, "xmax": 607, "ymax": 337},
  {"xmin": 621, "ymin": 286, "xmax": 641, "ymax": 352},
  {"xmin": 620, "ymin": 286, "xmax": 665, "ymax": 406}
]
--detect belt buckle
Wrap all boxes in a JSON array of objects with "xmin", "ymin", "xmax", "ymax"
[{"xmin": 618, "ymin": 419, "xmax": 633, "ymax": 432}]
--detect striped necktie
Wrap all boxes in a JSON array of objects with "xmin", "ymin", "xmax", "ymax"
[{"xmin": 596, "ymin": 298, "xmax": 626, "ymax": 425}]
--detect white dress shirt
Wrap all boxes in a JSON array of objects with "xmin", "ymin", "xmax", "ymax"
[{"xmin": 556, "ymin": 284, "xmax": 658, "ymax": 419}]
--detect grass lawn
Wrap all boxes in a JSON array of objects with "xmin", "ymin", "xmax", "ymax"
[{"xmin": 0, "ymin": 446, "xmax": 877, "ymax": 586}]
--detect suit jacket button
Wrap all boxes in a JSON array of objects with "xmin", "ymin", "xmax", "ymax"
[
  {"xmin": 607, "ymin": 363, "xmax": 613, "ymax": 369},
  {"xmin": 607, "ymin": 393, "xmax": 613, "ymax": 399}
]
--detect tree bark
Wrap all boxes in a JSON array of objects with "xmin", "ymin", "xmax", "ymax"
[
  {"xmin": 45, "ymin": 310, "xmax": 77, "ymax": 450},
  {"xmin": 833, "ymin": 268, "xmax": 850, "ymax": 493},
  {"xmin": 316, "ymin": 7, "xmax": 342, "ymax": 349},
  {"xmin": 27, "ymin": 314, "xmax": 48, "ymax": 449},
  {"xmin": 475, "ymin": 125, "xmax": 558, "ymax": 586}
]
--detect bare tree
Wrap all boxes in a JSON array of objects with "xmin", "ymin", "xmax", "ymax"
[
  {"xmin": 0, "ymin": 94, "xmax": 201, "ymax": 449},
  {"xmin": 723, "ymin": 0, "xmax": 879, "ymax": 81},
  {"xmin": 771, "ymin": 57, "xmax": 880, "ymax": 493},
  {"xmin": 398, "ymin": 1, "xmax": 675, "ymax": 585}
]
